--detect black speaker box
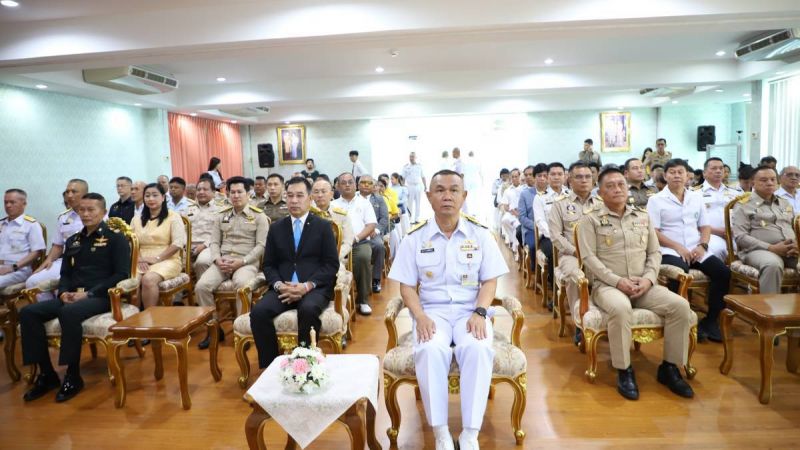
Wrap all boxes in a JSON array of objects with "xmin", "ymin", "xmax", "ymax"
[
  {"xmin": 697, "ymin": 125, "xmax": 716, "ymax": 151},
  {"xmin": 257, "ymin": 143, "xmax": 275, "ymax": 168}
]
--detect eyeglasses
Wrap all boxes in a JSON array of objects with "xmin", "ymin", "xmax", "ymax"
[
  {"xmin": 572, "ymin": 174, "xmax": 593, "ymax": 180},
  {"xmin": 359, "ymin": 181, "xmax": 374, "ymax": 186},
  {"xmin": 784, "ymin": 173, "xmax": 800, "ymax": 178}
]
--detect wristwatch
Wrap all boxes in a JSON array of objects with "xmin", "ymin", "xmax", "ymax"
[
  {"xmin": 698, "ymin": 242, "xmax": 709, "ymax": 251},
  {"xmin": 12, "ymin": 263, "xmax": 18, "ymax": 271},
  {"xmin": 473, "ymin": 307, "xmax": 487, "ymax": 318}
]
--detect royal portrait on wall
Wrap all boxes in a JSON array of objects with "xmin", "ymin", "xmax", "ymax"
[
  {"xmin": 277, "ymin": 124, "xmax": 306, "ymax": 164},
  {"xmin": 599, "ymin": 111, "xmax": 631, "ymax": 152}
]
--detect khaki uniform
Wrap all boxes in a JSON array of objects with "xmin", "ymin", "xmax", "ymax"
[
  {"xmin": 644, "ymin": 150, "xmax": 672, "ymax": 171},
  {"xmin": 315, "ymin": 205, "xmax": 354, "ymax": 266},
  {"xmin": 577, "ymin": 204, "xmax": 692, "ymax": 370},
  {"xmin": 548, "ymin": 192, "xmax": 603, "ymax": 313},
  {"xmin": 249, "ymin": 194, "xmax": 269, "ymax": 210},
  {"xmin": 186, "ymin": 200, "xmax": 222, "ymax": 278},
  {"xmin": 263, "ymin": 198, "xmax": 290, "ymax": 224},
  {"xmin": 577, "ymin": 150, "xmax": 602, "ymax": 166},
  {"xmin": 731, "ymin": 192, "xmax": 798, "ymax": 293},
  {"xmin": 194, "ymin": 205, "xmax": 269, "ymax": 314},
  {"xmin": 628, "ymin": 183, "xmax": 656, "ymax": 209}
]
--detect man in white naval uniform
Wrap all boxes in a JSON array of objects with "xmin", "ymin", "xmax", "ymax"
[
  {"xmin": 24, "ymin": 179, "xmax": 88, "ymax": 301},
  {"xmin": 402, "ymin": 151, "xmax": 427, "ymax": 224},
  {"xmin": 388, "ymin": 169, "xmax": 508, "ymax": 450},
  {"xmin": 695, "ymin": 157, "xmax": 741, "ymax": 261}
]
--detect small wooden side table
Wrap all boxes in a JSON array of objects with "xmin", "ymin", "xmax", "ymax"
[
  {"xmin": 720, "ymin": 293, "xmax": 800, "ymax": 404},
  {"xmin": 108, "ymin": 306, "xmax": 222, "ymax": 409}
]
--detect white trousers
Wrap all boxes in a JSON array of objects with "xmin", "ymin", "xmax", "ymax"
[
  {"xmin": 501, "ymin": 213, "xmax": 519, "ymax": 251},
  {"xmin": 407, "ymin": 184, "xmax": 423, "ymax": 223},
  {"xmin": 24, "ymin": 258, "xmax": 62, "ymax": 301},
  {"xmin": 413, "ymin": 304, "xmax": 494, "ymax": 429},
  {"xmin": 708, "ymin": 235, "xmax": 728, "ymax": 262}
]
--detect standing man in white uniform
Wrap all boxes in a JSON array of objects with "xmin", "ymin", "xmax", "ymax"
[
  {"xmin": 349, "ymin": 150, "xmax": 367, "ymax": 178},
  {"xmin": 402, "ymin": 151, "xmax": 427, "ymax": 224},
  {"xmin": 25, "ymin": 179, "xmax": 88, "ymax": 301},
  {"xmin": 389, "ymin": 169, "xmax": 508, "ymax": 450}
]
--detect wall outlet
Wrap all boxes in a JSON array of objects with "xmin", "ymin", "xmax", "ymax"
[{"xmin": 751, "ymin": 132, "xmax": 759, "ymax": 140}]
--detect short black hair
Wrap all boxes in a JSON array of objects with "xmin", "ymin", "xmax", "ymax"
[
  {"xmin": 724, "ymin": 164, "xmax": 731, "ymax": 171},
  {"xmin": 196, "ymin": 178, "xmax": 214, "ymax": 190},
  {"xmin": 651, "ymin": 164, "xmax": 664, "ymax": 171},
  {"xmin": 704, "ymin": 157, "xmax": 724, "ymax": 169},
  {"xmin": 760, "ymin": 156, "xmax": 777, "ymax": 165},
  {"xmin": 5, "ymin": 188, "xmax": 27, "ymax": 198},
  {"xmin": 317, "ymin": 173, "xmax": 331, "ymax": 182},
  {"xmin": 623, "ymin": 158, "xmax": 640, "ymax": 172},
  {"xmin": 598, "ymin": 166, "xmax": 625, "ymax": 185},
  {"xmin": 499, "ymin": 168, "xmax": 510, "ymax": 175},
  {"xmin": 169, "ymin": 177, "xmax": 186, "ymax": 187},
  {"xmin": 305, "ymin": 158, "xmax": 314, "ymax": 164},
  {"xmin": 82, "ymin": 192, "xmax": 107, "ymax": 209},
  {"xmin": 738, "ymin": 163, "xmax": 754, "ymax": 180},
  {"xmin": 117, "ymin": 176, "xmax": 132, "ymax": 184},
  {"xmin": 548, "ymin": 162, "xmax": 565, "ymax": 173},
  {"xmin": 286, "ymin": 176, "xmax": 311, "ymax": 193},
  {"xmin": 533, "ymin": 163, "xmax": 549, "ymax": 176},
  {"xmin": 656, "ymin": 138, "xmax": 667, "ymax": 145},
  {"xmin": 349, "ymin": 150, "xmax": 359, "ymax": 157},
  {"xmin": 267, "ymin": 173, "xmax": 284, "ymax": 183},
  {"xmin": 255, "ymin": 176, "xmax": 267, "ymax": 182},
  {"xmin": 584, "ymin": 138, "xmax": 593, "ymax": 145},
  {"xmin": 227, "ymin": 176, "xmax": 250, "ymax": 191},
  {"xmin": 523, "ymin": 165, "xmax": 535, "ymax": 174},
  {"xmin": 568, "ymin": 161, "xmax": 590, "ymax": 172},
  {"xmin": 587, "ymin": 161, "xmax": 600, "ymax": 171},
  {"xmin": 664, "ymin": 158, "xmax": 691, "ymax": 172},
  {"xmin": 753, "ymin": 165, "xmax": 779, "ymax": 179}
]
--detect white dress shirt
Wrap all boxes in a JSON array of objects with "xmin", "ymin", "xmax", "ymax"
[
  {"xmin": 776, "ymin": 187, "xmax": 800, "ymax": 215},
  {"xmin": 351, "ymin": 160, "xmax": 367, "ymax": 178},
  {"xmin": 647, "ymin": 188, "xmax": 710, "ymax": 262},
  {"xmin": 331, "ymin": 195, "xmax": 376, "ymax": 242},
  {"xmin": 402, "ymin": 163, "xmax": 426, "ymax": 186},
  {"xmin": 533, "ymin": 186, "xmax": 570, "ymax": 239}
]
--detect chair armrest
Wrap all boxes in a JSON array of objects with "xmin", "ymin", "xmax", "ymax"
[
  {"xmin": 333, "ymin": 270, "xmax": 353, "ymax": 318},
  {"xmin": 108, "ymin": 277, "xmax": 139, "ymax": 322},
  {"xmin": 384, "ymin": 297, "xmax": 404, "ymax": 351},
  {"xmin": 116, "ymin": 278, "xmax": 139, "ymax": 294},
  {"xmin": 578, "ymin": 277, "xmax": 590, "ymax": 323},
  {"xmin": 492, "ymin": 296, "xmax": 524, "ymax": 347},
  {"xmin": 675, "ymin": 272, "xmax": 692, "ymax": 301},
  {"xmin": 36, "ymin": 278, "xmax": 61, "ymax": 293}
]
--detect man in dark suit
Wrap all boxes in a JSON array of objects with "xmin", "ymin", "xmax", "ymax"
[
  {"xmin": 358, "ymin": 175, "xmax": 388, "ymax": 293},
  {"xmin": 250, "ymin": 176, "xmax": 340, "ymax": 368}
]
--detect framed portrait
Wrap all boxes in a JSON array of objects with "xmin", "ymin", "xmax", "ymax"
[
  {"xmin": 599, "ymin": 111, "xmax": 631, "ymax": 152},
  {"xmin": 276, "ymin": 124, "xmax": 306, "ymax": 164}
]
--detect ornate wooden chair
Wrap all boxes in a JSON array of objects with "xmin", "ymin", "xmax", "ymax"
[
  {"xmin": 723, "ymin": 193, "xmax": 800, "ymax": 294},
  {"xmin": 571, "ymin": 226, "xmax": 698, "ymax": 383},
  {"xmin": 1, "ymin": 220, "xmax": 46, "ymax": 381},
  {"xmin": 11, "ymin": 217, "xmax": 143, "ymax": 384},
  {"xmin": 232, "ymin": 217, "xmax": 353, "ymax": 388},
  {"xmin": 156, "ymin": 215, "xmax": 194, "ymax": 306},
  {"xmin": 533, "ymin": 223, "xmax": 550, "ymax": 308},
  {"xmin": 521, "ymin": 243, "xmax": 533, "ymax": 289},
  {"xmin": 552, "ymin": 244, "xmax": 572, "ymax": 337},
  {"xmin": 382, "ymin": 296, "xmax": 527, "ymax": 446}
]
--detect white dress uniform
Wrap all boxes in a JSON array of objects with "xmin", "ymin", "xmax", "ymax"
[
  {"xmin": 167, "ymin": 196, "xmax": 194, "ymax": 216},
  {"xmin": 24, "ymin": 209, "xmax": 83, "ymax": 300},
  {"xmin": 388, "ymin": 215, "xmax": 508, "ymax": 431},
  {"xmin": 0, "ymin": 215, "xmax": 46, "ymax": 288},
  {"xmin": 402, "ymin": 162, "xmax": 426, "ymax": 223},
  {"xmin": 533, "ymin": 186, "xmax": 571, "ymax": 239},
  {"xmin": 696, "ymin": 181, "xmax": 741, "ymax": 260},
  {"xmin": 776, "ymin": 187, "xmax": 800, "ymax": 215},
  {"xmin": 499, "ymin": 184, "xmax": 523, "ymax": 249}
]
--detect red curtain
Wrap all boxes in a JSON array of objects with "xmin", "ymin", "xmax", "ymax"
[{"xmin": 167, "ymin": 112, "xmax": 243, "ymax": 184}]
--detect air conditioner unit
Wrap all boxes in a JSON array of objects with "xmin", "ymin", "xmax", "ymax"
[
  {"xmin": 218, "ymin": 106, "xmax": 271, "ymax": 117},
  {"xmin": 640, "ymin": 87, "xmax": 695, "ymax": 97},
  {"xmin": 735, "ymin": 29, "xmax": 800, "ymax": 62},
  {"xmin": 82, "ymin": 66, "xmax": 179, "ymax": 95}
]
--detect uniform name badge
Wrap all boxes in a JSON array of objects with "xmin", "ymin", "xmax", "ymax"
[
  {"xmin": 459, "ymin": 240, "xmax": 478, "ymax": 252},
  {"xmin": 420, "ymin": 241, "xmax": 434, "ymax": 253},
  {"xmin": 461, "ymin": 273, "xmax": 479, "ymax": 287}
]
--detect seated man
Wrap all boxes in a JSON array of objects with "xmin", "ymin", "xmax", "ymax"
[
  {"xmin": 648, "ymin": 159, "xmax": 731, "ymax": 342},
  {"xmin": 776, "ymin": 165, "xmax": 800, "ymax": 213},
  {"xmin": 533, "ymin": 162, "xmax": 570, "ymax": 302},
  {"xmin": 732, "ymin": 165, "xmax": 798, "ymax": 294},
  {"xmin": 186, "ymin": 178, "xmax": 223, "ymax": 279},
  {"xmin": 194, "ymin": 176, "xmax": 268, "ymax": 349},
  {"xmin": 20, "ymin": 193, "xmax": 130, "ymax": 402},
  {"xmin": 624, "ymin": 158, "xmax": 656, "ymax": 208},
  {"xmin": 499, "ymin": 169, "xmax": 522, "ymax": 258},
  {"xmin": 250, "ymin": 177, "xmax": 339, "ymax": 368},
  {"xmin": 108, "ymin": 176, "xmax": 135, "ymax": 224},
  {"xmin": 517, "ymin": 165, "xmax": 537, "ymax": 258},
  {"xmin": 249, "ymin": 176, "xmax": 269, "ymax": 210},
  {"xmin": 578, "ymin": 167, "xmax": 694, "ymax": 401},
  {"xmin": 311, "ymin": 178, "xmax": 354, "ymax": 266},
  {"xmin": 358, "ymin": 175, "xmax": 388, "ymax": 293},
  {"xmin": 25, "ymin": 179, "xmax": 88, "ymax": 301},
  {"xmin": 167, "ymin": 176, "xmax": 195, "ymax": 216},
  {"xmin": 389, "ymin": 170, "xmax": 508, "ymax": 450},
  {"xmin": 262, "ymin": 174, "xmax": 290, "ymax": 223},
  {"xmin": 696, "ymin": 157, "xmax": 741, "ymax": 261},
  {"xmin": 0, "ymin": 188, "xmax": 46, "ymax": 290}
]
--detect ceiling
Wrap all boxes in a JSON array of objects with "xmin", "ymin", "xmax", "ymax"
[{"xmin": 1, "ymin": 0, "xmax": 799, "ymax": 123}]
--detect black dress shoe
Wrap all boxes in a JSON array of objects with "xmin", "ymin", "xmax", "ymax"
[
  {"xmin": 198, "ymin": 326, "xmax": 225, "ymax": 350},
  {"xmin": 699, "ymin": 318, "xmax": 722, "ymax": 343},
  {"xmin": 657, "ymin": 361, "xmax": 694, "ymax": 398},
  {"xmin": 23, "ymin": 372, "xmax": 61, "ymax": 402},
  {"xmin": 617, "ymin": 366, "xmax": 639, "ymax": 400},
  {"xmin": 372, "ymin": 280, "xmax": 381, "ymax": 293},
  {"xmin": 573, "ymin": 328, "xmax": 583, "ymax": 346},
  {"xmin": 127, "ymin": 338, "xmax": 151, "ymax": 348},
  {"xmin": 55, "ymin": 374, "xmax": 84, "ymax": 403}
]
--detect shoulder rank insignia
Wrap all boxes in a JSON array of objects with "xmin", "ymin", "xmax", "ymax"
[
  {"xmin": 247, "ymin": 204, "xmax": 263, "ymax": 213},
  {"xmin": 690, "ymin": 185, "xmax": 702, "ymax": 191},
  {"xmin": 187, "ymin": 198, "xmax": 198, "ymax": 205},
  {"xmin": 332, "ymin": 207, "xmax": 347, "ymax": 216},
  {"xmin": 23, "ymin": 215, "xmax": 37, "ymax": 222},
  {"xmin": 219, "ymin": 205, "xmax": 234, "ymax": 214},
  {"xmin": 737, "ymin": 192, "xmax": 752, "ymax": 204},
  {"xmin": 460, "ymin": 212, "xmax": 488, "ymax": 229},
  {"xmin": 554, "ymin": 194, "xmax": 569, "ymax": 203},
  {"xmin": 408, "ymin": 219, "xmax": 428, "ymax": 235},
  {"xmin": 58, "ymin": 208, "xmax": 73, "ymax": 217}
]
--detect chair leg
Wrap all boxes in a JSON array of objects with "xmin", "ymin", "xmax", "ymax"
[
  {"xmin": 3, "ymin": 321, "xmax": 21, "ymax": 382},
  {"xmin": 235, "ymin": 335, "xmax": 252, "ymax": 389},
  {"xmin": 384, "ymin": 378, "xmax": 403, "ymax": 447},
  {"xmin": 557, "ymin": 289, "xmax": 568, "ymax": 338},
  {"xmin": 508, "ymin": 376, "xmax": 527, "ymax": 445},
  {"xmin": 330, "ymin": 335, "xmax": 344, "ymax": 354},
  {"xmin": 584, "ymin": 331, "xmax": 601, "ymax": 383},
  {"xmin": 134, "ymin": 340, "xmax": 146, "ymax": 358},
  {"xmin": 634, "ymin": 341, "xmax": 642, "ymax": 352},
  {"xmin": 540, "ymin": 264, "xmax": 549, "ymax": 308},
  {"xmin": 685, "ymin": 325, "xmax": 698, "ymax": 379},
  {"xmin": 90, "ymin": 342, "xmax": 98, "ymax": 359}
]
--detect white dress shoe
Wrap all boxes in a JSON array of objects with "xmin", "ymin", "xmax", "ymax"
[
  {"xmin": 458, "ymin": 434, "xmax": 480, "ymax": 450},
  {"xmin": 435, "ymin": 434, "xmax": 455, "ymax": 450},
  {"xmin": 358, "ymin": 304, "xmax": 373, "ymax": 315}
]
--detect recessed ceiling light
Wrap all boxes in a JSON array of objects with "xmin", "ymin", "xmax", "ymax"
[
  {"xmin": 189, "ymin": 113, "xmax": 197, "ymax": 116},
  {"xmin": 231, "ymin": 120, "xmax": 238, "ymax": 124},
  {"xmin": 284, "ymin": 121, "xmax": 291, "ymax": 124},
  {"xmin": 35, "ymin": 84, "xmax": 47, "ymax": 89},
  {"xmin": 544, "ymin": 58, "xmax": 554, "ymax": 65},
  {"xmin": 617, "ymin": 106, "xmax": 624, "ymax": 110},
  {"xmin": 375, "ymin": 66, "xmax": 384, "ymax": 73},
  {"xmin": 743, "ymin": 93, "xmax": 751, "ymax": 97},
  {"xmin": 714, "ymin": 89, "xmax": 724, "ymax": 93},
  {"xmin": 671, "ymin": 100, "xmax": 679, "ymax": 104},
  {"xmin": 133, "ymin": 103, "xmax": 142, "ymax": 106},
  {"xmin": 1, "ymin": 1, "xmax": 20, "ymax": 7},
  {"xmin": 715, "ymin": 50, "xmax": 726, "ymax": 57},
  {"xmin": 216, "ymin": 77, "xmax": 226, "ymax": 82},
  {"xmin": 776, "ymin": 71, "xmax": 785, "ymax": 75}
]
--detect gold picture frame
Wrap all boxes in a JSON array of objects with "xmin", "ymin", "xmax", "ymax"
[
  {"xmin": 276, "ymin": 124, "xmax": 306, "ymax": 164},
  {"xmin": 599, "ymin": 112, "xmax": 631, "ymax": 152}
]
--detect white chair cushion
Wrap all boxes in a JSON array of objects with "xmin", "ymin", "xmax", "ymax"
[
  {"xmin": 234, "ymin": 302, "xmax": 349, "ymax": 336},
  {"xmin": 41, "ymin": 303, "xmax": 141, "ymax": 339},
  {"xmin": 536, "ymin": 249, "xmax": 548, "ymax": 267},
  {"xmin": 0, "ymin": 282, "xmax": 25, "ymax": 296},
  {"xmin": 575, "ymin": 300, "xmax": 698, "ymax": 331},
  {"xmin": 383, "ymin": 340, "xmax": 526, "ymax": 378},
  {"xmin": 158, "ymin": 273, "xmax": 190, "ymax": 291}
]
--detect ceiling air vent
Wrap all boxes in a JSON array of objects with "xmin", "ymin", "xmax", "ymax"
[{"xmin": 82, "ymin": 65, "xmax": 179, "ymax": 95}]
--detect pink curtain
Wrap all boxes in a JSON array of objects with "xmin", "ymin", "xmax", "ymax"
[{"xmin": 167, "ymin": 113, "xmax": 243, "ymax": 184}]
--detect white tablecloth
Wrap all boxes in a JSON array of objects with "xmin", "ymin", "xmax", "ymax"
[{"xmin": 246, "ymin": 353, "xmax": 380, "ymax": 449}]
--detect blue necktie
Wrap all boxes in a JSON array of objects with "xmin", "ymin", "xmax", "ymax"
[{"xmin": 291, "ymin": 218, "xmax": 302, "ymax": 283}]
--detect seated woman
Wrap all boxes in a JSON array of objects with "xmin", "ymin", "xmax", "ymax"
[{"xmin": 132, "ymin": 183, "xmax": 187, "ymax": 309}]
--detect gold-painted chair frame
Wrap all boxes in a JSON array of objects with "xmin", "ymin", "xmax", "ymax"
[{"xmin": 157, "ymin": 215, "xmax": 194, "ymax": 306}]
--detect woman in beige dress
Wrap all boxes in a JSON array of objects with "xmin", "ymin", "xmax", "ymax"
[{"xmin": 132, "ymin": 183, "xmax": 186, "ymax": 308}]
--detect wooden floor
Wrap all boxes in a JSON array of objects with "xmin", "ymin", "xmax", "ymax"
[{"xmin": 2, "ymin": 240, "xmax": 800, "ymax": 449}]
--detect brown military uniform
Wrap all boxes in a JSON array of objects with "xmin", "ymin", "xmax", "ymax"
[
  {"xmin": 186, "ymin": 200, "xmax": 222, "ymax": 278},
  {"xmin": 249, "ymin": 194, "xmax": 269, "ymax": 210},
  {"xmin": 548, "ymin": 192, "xmax": 603, "ymax": 313},
  {"xmin": 263, "ymin": 198, "xmax": 290, "ymax": 224},
  {"xmin": 578, "ymin": 150, "xmax": 602, "ymax": 166},
  {"xmin": 731, "ymin": 192, "xmax": 798, "ymax": 293},
  {"xmin": 194, "ymin": 204, "xmax": 269, "ymax": 314},
  {"xmin": 627, "ymin": 182, "xmax": 657, "ymax": 209},
  {"xmin": 577, "ymin": 203, "xmax": 692, "ymax": 370},
  {"xmin": 644, "ymin": 150, "xmax": 672, "ymax": 171}
]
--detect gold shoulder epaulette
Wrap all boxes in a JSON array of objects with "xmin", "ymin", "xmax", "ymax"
[
  {"xmin": 460, "ymin": 212, "xmax": 488, "ymax": 229},
  {"xmin": 408, "ymin": 220, "xmax": 428, "ymax": 234},
  {"xmin": 24, "ymin": 215, "xmax": 37, "ymax": 222},
  {"xmin": 309, "ymin": 205, "xmax": 323, "ymax": 215},
  {"xmin": 187, "ymin": 198, "xmax": 198, "ymax": 205},
  {"xmin": 58, "ymin": 208, "xmax": 72, "ymax": 217},
  {"xmin": 554, "ymin": 194, "xmax": 569, "ymax": 203},
  {"xmin": 247, "ymin": 204, "xmax": 263, "ymax": 213},
  {"xmin": 690, "ymin": 185, "xmax": 702, "ymax": 191},
  {"xmin": 332, "ymin": 207, "xmax": 347, "ymax": 216},
  {"xmin": 737, "ymin": 192, "xmax": 752, "ymax": 204},
  {"xmin": 219, "ymin": 205, "xmax": 234, "ymax": 213}
]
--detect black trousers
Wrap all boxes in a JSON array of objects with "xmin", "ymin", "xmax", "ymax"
[
  {"xmin": 661, "ymin": 254, "xmax": 731, "ymax": 321},
  {"xmin": 250, "ymin": 290, "xmax": 330, "ymax": 368},
  {"xmin": 538, "ymin": 236, "xmax": 554, "ymax": 280},
  {"xmin": 20, "ymin": 296, "xmax": 110, "ymax": 367}
]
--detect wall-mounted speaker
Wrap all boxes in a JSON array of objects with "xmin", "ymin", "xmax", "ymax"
[
  {"xmin": 257, "ymin": 143, "xmax": 274, "ymax": 168},
  {"xmin": 697, "ymin": 125, "xmax": 716, "ymax": 151}
]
